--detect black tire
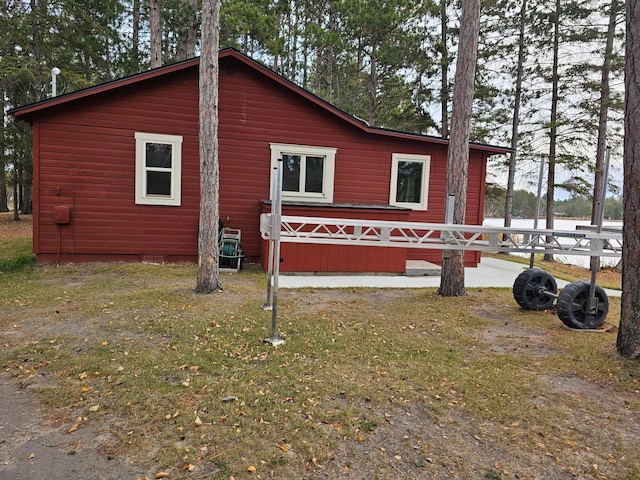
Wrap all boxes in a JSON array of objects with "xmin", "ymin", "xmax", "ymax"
[
  {"xmin": 557, "ymin": 281, "xmax": 609, "ymax": 330},
  {"xmin": 512, "ymin": 268, "xmax": 558, "ymax": 311}
]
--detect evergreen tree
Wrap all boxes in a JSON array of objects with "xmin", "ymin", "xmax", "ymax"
[
  {"xmin": 618, "ymin": 0, "xmax": 640, "ymax": 358},
  {"xmin": 196, "ymin": 0, "xmax": 222, "ymax": 293},
  {"xmin": 439, "ymin": 0, "xmax": 481, "ymax": 297}
]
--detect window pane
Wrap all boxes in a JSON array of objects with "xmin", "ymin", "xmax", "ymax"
[
  {"xmin": 146, "ymin": 143, "xmax": 172, "ymax": 168},
  {"xmin": 147, "ymin": 171, "xmax": 172, "ymax": 196},
  {"xmin": 396, "ymin": 161, "xmax": 423, "ymax": 203},
  {"xmin": 305, "ymin": 156, "xmax": 324, "ymax": 193},
  {"xmin": 282, "ymin": 154, "xmax": 301, "ymax": 192}
]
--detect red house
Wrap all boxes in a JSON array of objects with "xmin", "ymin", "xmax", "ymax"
[{"xmin": 10, "ymin": 48, "xmax": 509, "ymax": 273}]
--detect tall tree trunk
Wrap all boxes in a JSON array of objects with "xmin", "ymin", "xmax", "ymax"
[
  {"xmin": 21, "ymin": 182, "xmax": 32, "ymax": 215},
  {"xmin": 591, "ymin": 0, "xmax": 620, "ymax": 273},
  {"xmin": 354, "ymin": 39, "xmax": 364, "ymax": 118},
  {"xmin": 150, "ymin": 0, "xmax": 162, "ymax": 68},
  {"xmin": 186, "ymin": 0, "xmax": 198, "ymax": 59},
  {"xmin": 0, "ymin": 86, "xmax": 7, "ymax": 213},
  {"xmin": 504, "ymin": 0, "xmax": 527, "ymax": 231},
  {"xmin": 0, "ymin": 176, "xmax": 7, "ymax": 213},
  {"xmin": 544, "ymin": 0, "xmax": 560, "ymax": 262},
  {"xmin": 12, "ymin": 158, "xmax": 19, "ymax": 221},
  {"xmin": 326, "ymin": 6, "xmax": 336, "ymax": 102},
  {"xmin": 440, "ymin": 0, "xmax": 449, "ymax": 137},
  {"xmin": 176, "ymin": 0, "xmax": 198, "ymax": 60},
  {"xmin": 439, "ymin": 0, "xmax": 480, "ymax": 297},
  {"xmin": 617, "ymin": 0, "xmax": 640, "ymax": 358},
  {"xmin": 368, "ymin": 46, "xmax": 378, "ymax": 126},
  {"xmin": 132, "ymin": 0, "xmax": 141, "ymax": 70},
  {"xmin": 30, "ymin": 0, "xmax": 43, "ymax": 98},
  {"xmin": 196, "ymin": 0, "xmax": 222, "ymax": 294}
]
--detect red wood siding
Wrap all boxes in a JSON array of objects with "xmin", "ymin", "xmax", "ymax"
[
  {"xmin": 33, "ymin": 69, "xmax": 200, "ymax": 262},
  {"xmin": 217, "ymin": 60, "xmax": 487, "ymax": 267},
  {"xmin": 28, "ymin": 53, "xmax": 495, "ymax": 269}
]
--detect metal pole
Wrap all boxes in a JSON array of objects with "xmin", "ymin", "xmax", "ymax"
[
  {"xmin": 51, "ymin": 67, "xmax": 60, "ymax": 97},
  {"xmin": 262, "ymin": 165, "xmax": 279, "ymax": 310},
  {"xmin": 530, "ymin": 157, "xmax": 545, "ymax": 269},
  {"xmin": 588, "ymin": 146, "xmax": 611, "ymax": 314},
  {"xmin": 264, "ymin": 159, "xmax": 285, "ymax": 346},
  {"xmin": 442, "ymin": 194, "xmax": 455, "ymax": 260}
]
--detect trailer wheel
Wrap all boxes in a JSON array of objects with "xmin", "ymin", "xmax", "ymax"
[
  {"xmin": 512, "ymin": 268, "xmax": 557, "ymax": 311},
  {"xmin": 556, "ymin": 281, "xmax": 609, "ymax": 330}
]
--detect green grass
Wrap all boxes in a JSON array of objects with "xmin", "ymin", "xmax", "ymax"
[
  {"xmin": 1, "ymin": 240, "xmax": 639, "ymax": 479},
  {"xmin": 0, "ymin": 237, "xmax": 35, "ymax": 272}
]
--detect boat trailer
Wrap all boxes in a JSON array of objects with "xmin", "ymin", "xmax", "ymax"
[
  {"xmin": 260, "ymin": 213, "xmax": 621, "ymax": 329},
  {"xmin": 260, "ymin": 158, "xmax": 622, "ymax": 345}
]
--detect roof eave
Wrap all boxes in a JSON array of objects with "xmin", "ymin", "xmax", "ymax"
[
  {"xmin": 9, "ymin": 57, "xmax": 201, "ymax": 119},
  {"xmin": 8, "ymin": 48, "xmax": 512, "ymax": 156}
]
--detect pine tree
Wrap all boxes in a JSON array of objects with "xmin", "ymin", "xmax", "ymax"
[
  {"xmin": 196, "ymin": 0, "xmax": 223, "ymax": 294},
  {"xmin": 439, "ymin": 0, "xmax": 480, "ymax": 297},
  {"xmin": 617, "ymin": 0, "xmax": 640, "ymax": 358}
]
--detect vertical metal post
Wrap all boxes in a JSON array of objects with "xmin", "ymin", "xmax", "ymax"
[
  {"xmin": 530, "ymin": 157, "xmax": 545, "ymax": 269},
  {"xmin": 588, "ymin": 146, "xmax": 611, "ymax": 314},
  {"xmin": 262, "ymin": 165, "xmax": 279, "ymax": 310},
  {"xmin": 442, "ymin": 194, "xmax": 455, "ymax": 260},
  {"xmin": 444, "ymin": 194, "xmax": 455, "ymax": 224},
  {"xmin": 51, "ymin": 67, "xmax": 61, "ymax": 97},
  {"xmin": 264, "ymin": 159, "xmax": 285, "ymax": 346}
]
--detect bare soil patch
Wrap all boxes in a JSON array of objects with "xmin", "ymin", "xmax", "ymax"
[{"xmin": 0, "ymin": 213, "xmax": 32, "ymax": 240}]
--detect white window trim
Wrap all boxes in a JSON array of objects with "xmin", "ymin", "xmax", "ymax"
[
  {"xmin": 270, "ymin": 143, "xmax": 336, "ymax": 203},
  {"xmin": 389, "ymin": 153, "xmax": 431, "ymax": 210},
  {"xmin": 135, "ymin": 132, "xmax": 183, "ymax": 206}
]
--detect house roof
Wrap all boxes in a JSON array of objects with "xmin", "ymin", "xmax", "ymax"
[{"xmin": 9, "ymin": 48, "xmax": 511, "ymax": 155}]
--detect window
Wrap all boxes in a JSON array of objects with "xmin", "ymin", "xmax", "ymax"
[
  {"xmin": 389, "ymin": 153, "xmax": 430, "ymax": 210},
  {"xmin": 270, "ymin": 143, "xmax": 336, "ymax": 203},
  {"xmin": 135, "ymin": 132, "xmax": 183, "ymax": 206}
]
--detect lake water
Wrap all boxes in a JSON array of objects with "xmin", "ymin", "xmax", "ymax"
[{"xmin": 483, "ymin": 217, "xmax": 623, "ymax": 268}]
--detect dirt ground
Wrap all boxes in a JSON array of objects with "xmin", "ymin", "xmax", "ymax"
[
  {"xmin": 2, "ymin": 286, "xmax": 639, "ymax": 480},
  {"xmin": 1, "ymin": 214, "xmax": 639, "ymax": 480},
  {"xmin": 0, "ymin": 214, "xmax": 139, "ymax": 479},
  {"xmin": 0, "ymin": 213, "xmax": 32, "ymax": 240}
]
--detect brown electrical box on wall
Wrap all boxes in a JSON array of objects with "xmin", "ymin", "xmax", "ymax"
[{"xmin": 53, "ymin": 205, "xmax": 71, "ymax": 225}]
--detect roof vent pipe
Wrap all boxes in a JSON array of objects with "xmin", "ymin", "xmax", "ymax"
[{"xmin": 51, "ymin": 67, "xmax": 61, "ymax": 97}]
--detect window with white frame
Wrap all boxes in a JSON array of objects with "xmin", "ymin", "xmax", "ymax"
[
  {"xmin": 270, "ymin": 143, "xmax": 336, "ymax": 203},
  {"xmin": 135, "ymin": 132, "xmax": 183, "ymax": 206},
  {"xmin": 389, "ymin": 153, "xmax": 431, "ymax": 210}
]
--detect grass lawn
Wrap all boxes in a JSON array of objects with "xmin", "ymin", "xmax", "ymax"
[{"xmin": 1, "ymin": 213, "xmax": 639, "ymax": 479}]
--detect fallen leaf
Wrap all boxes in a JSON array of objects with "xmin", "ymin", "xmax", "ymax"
[
  {"xmin": 247, "ymin": 465, "xmax": 256, "ymax": 473},
  {"xmin": 182, "ymin": 463, "xmax": 195, "ymax": 472},
  {"xmin": 67, "ymin": 423, "xmax": 80, "ymax": 433},
  {"xmin": 89, "ymin": 404, "xmax": 100, "ymax": 412},
  {"xmin": 155, "ymin": 472, "xmax": 169, "ymax": 479},
  {"xmin": 79, "ymin": 372, "xmax": 88, "ymax": 380},
  {"xmin": 28, "ymin": 453, "xmax": 35, "ymax": 460},
  {"xmin": 194, "ymin": 416, "xmax": 202, "ymax": 426},
  {"xmin": 277, "ymin": 444, "xmax": 291, "ymax": 452}
]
